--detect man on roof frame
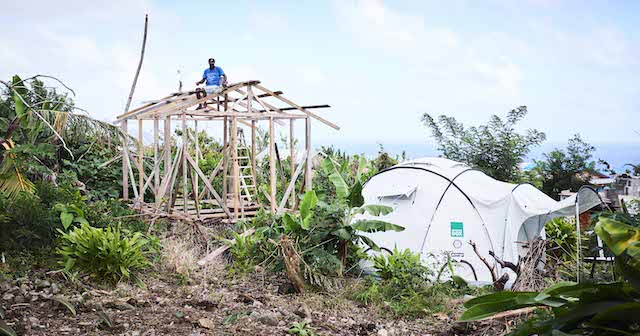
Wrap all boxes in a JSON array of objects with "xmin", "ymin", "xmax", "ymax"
[{"xmin": 195, "ymin": 57, "xmax": 227, "ymax": 109}]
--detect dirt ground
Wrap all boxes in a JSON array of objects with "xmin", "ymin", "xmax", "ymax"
[{"xmin": 1, "ymin": 264, "xmax": 516, "ymax": 336}]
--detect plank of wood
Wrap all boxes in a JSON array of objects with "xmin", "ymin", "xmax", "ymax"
[
  {"xmin": 269, "ymin": 117, "xmax": 276, "ymax": 213},
  {"xmin": 289, "ymin": 119, "xmax": 295, "ymax": 206},
  {"xmin": 197, "ymin": 145, "xmax": 227, "ymax": 201},
  {"xmin": 197, "ymin": 228, "xmax": 255, "ymax": 266},
  {"xmin": 277, "ymin": 150, "xmax": 308, "ymax": 214},
  {"xmin": 122, "ymin": 120, "xmax": 129, "ymax": 200},
  {"xmin": 255, "ymin": 84, "xmax": 339, "ymax": 130},
  {"xmin": 305, "ymin": 117, "xmax": 312, "ymax": 191},
  {"xmin": 186, "ymin": 152, "xmax": 232, "ymax": 218}
]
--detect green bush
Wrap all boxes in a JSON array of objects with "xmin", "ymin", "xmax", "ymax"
[
  {"xmin": 84, "ymin": 198, "xmax": 147, "ymax": 232},
  {"xmin": 0, "ymin": 191, "xmax": 59, "ymax": 251},
  {"xmin": 354, "ymin": 248, "xmax": 480, "ymax": 318},
  {"xmin": 57, "ymin": 223, "xmax": 151, "ymax": 284}
]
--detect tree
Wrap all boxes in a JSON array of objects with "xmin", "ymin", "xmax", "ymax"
[
  {"xmin": 533, "ymin": 134, "xmax": 597, "ymax": 199},
  {"xmin": 422, "ymin": 106, "xmax": 546, "ymax": 182},
  {"xmin": 0, "ymin": 75, "xmax": 122, "ymax": 197}
]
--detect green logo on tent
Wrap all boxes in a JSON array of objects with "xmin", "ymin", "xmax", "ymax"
[{"xmin": 450, "ymin": 222, "xmax": 464, "ymax": 237}]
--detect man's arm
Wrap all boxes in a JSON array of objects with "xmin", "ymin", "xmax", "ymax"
[
  {"xmin": 196, "ymin": 69, "xmax": 207, "ymax": 86},
  {"xmin": 221, "ymin": 74, "xmax": 228, "ymax": 86}
]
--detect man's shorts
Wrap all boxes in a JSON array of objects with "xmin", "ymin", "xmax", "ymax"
[{"xmin": 204, "ymin": 85, "xmax": 222, "ymax": 94}]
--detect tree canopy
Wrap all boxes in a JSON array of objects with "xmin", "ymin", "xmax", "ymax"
[
  {"xmin": 532, "ymin": 134, "xmax": 597, "ymax": 199},
  {"xmin": 422, "ymin": 106, "xmax": 546, "ymax": 182}
]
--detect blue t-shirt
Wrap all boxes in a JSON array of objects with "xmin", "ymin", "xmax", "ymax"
[{"xmin": 203, "ymin": 67, "xmax": 225, "ymax": 86}]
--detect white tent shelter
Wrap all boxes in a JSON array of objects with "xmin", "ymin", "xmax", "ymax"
[{"xmin": 361, "ymin": 157, "xmax": 602, "ymax": 283}]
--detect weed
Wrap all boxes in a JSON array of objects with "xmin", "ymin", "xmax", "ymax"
[{"xmin": 289, "ymin": 321, "xmax": 317, "ymax": 336}]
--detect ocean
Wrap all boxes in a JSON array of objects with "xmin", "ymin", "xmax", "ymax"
[{"xmin": 319, "ymin": 141, "xmax": 640, "ymax": 174}]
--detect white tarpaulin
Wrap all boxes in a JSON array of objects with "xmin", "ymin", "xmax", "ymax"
[{"xmin": 360, "ymin": 157, "xmax": 602, "ymax": 283}]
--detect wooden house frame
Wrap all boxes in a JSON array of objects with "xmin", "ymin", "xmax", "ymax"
[{"xmin": 115, "ymin": 80, "xmax": 338, "ymax": 222}]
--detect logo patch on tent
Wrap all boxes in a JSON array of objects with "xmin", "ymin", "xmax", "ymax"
[{"xmin": 450, "ymin": 222, "xmax": 464, "ymax": 237}]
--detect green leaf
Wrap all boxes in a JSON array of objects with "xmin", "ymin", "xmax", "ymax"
[
  {"xmin": 54, "ymin": 203, "xmax": 67, "ymax": 213},
  {"xmin": 283, "ymin": 213, "xmax": 301, "ymax": 232},
  {"xmin": 60, "ymin": 212, "xmax": 74, "ymax": 230},
  {"xmin": 359, "ymin": 235, "xmax": 380, "ymax": 251},
  {"xmin": 350, "ymin": 220, "xmax": 404, "ymax": 233},
  {"xmin": 452, "ymin": 275, "xmax": 468, "ymax": 288},
  {"xmin": 300, "ymin": 190, "xmax": 318, "ymax": 223},
  {"xmin": 50, "ymin": 296, "xmax": 76, "ymax": 316},
  {"xmin": 11, "ymin": 75, "xmax": 26, "ymax": 119},
  {"xmin": 74, "ymin": 217, "xmax": 89, "ymax": 225},
  {"xmin": 592, "ymin": 302, "xmax": 640, "ymax": 323},
  {"xmin": 356, "ymin": 155, "xmax": 368, "ymax": 182},
  {"xmin": 348, "ymin": 180, "xmax": 364, "ymax": 208},
  {"xmin": 356, "ymin": 205, "xmax": 393, "ymax": 216},
  {"xmin": 0, "ymin": 318, "xmax": 17, "ymax": 336},
  {"xmin": 460, "ymin": 292, "xmax": 540, "ymax": 321},
  {"xmin": 322, "ymin": 157, "xmax": 349, "ymax": 199},
  {"xmin": 595, "ymin": 217, "xmax": 640, "ymax": 255},
  {"xmin": 332, "ymin": 228, "xmax": 352, "ymax": 240}
]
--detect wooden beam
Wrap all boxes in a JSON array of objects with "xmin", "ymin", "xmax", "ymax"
[
  {"xmin": 232, "ymin": 116, "xmax": 239, "ymax": 219},
  {"xmin": 275, "ymin": 143, "xmax": 286, "ymax": 201},
  {"xmin": 222, "ymin": 116, "xmax": 228, "ymax": 201},
  {"xmin": 305, "ymin": 117, "xmax": 312, "ymax": 191},
  {"xmin": 153, "ymin": 118, "xmax": 159, "ymax": 192},
  {"xmin": 116, "ymin": 93, "xmax": 176, "ymax": 119},
  {"xmin": 290, "ymin": 119, "xmax": 295, "ymax": 206},
  {"xmin": 277, "ymin": 150, "xmax": 309, "ymax": 214},
  {"xmin": 122, "ymin": 120, "xmax": 129, "ymax": 200},
  {"xmin": 194, "ymin": 120, "xmax": 199, "ymax": 197},
  {"xmin": 138, "ymin": 119, "xmax": 144, "ymax": 200},
  {"xmin": 255, "ymin": 84, "xmax": 339, "ymax": 130},
  {"xmin": 254, "ymin": 105, "xmax": 330, "ymax": 113},
  {"xmin": 182, "ymin": 113, "xmax": 188, "ymax": 213},
  {"xmin": 184, "ymin": 112, "xmax": 302, "ymax": 118},
  {"xmin": 186, "ymin": 152, "xmax": 232, "ymax": 218},
  {"xmin": 164, "ymin": 116, "xmax": 171, "ymax": 180},
  {"xmin": 269, "ymin": 117, "xmax": 276, "ymax": 213},
  {"xmin": 251, "ymin": 120, "xmax": 257, "ymax": 194},
  {"xmin": 197, "ymin": 145, "xmax": 227, "ymax": 201}
]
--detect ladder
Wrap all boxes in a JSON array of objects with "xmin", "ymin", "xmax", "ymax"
[{"xmin": 227, "ymin": 128, "xmax": 257, "ymax": 204}]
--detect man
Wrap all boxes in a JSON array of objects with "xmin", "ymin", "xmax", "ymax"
[{"xmin": 195, "ymin": 58, "xmax": 227, "ymax": 108}]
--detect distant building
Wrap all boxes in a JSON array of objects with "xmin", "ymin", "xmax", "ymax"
[{"xmin": 559, "ymin": 172, "xmax": 640, "ymax": 211}]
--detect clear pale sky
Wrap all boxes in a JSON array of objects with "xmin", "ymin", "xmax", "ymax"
[{"xmin": 2, "ymin": 0, "xmax": 639, "ymax": 146}]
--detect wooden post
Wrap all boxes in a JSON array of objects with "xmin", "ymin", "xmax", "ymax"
[
  {"xmin": 232, "ymin": 117, "xmax": 239, "ymax": 219},
  {"xmin": 305, "ymin": 117, "xmax": 312, "ymax": 192},
  {"xmin": 182, "ymin": 113, "xmax": 188, "ymax": 213},
  {"xmin": 164, "ymin": 116, "xmax": 171, "ymax": 179},
  {"xmin": 153, "ymin": 118, "xmax": 159, "ymax": 191},
  {"xmin": 269, "ymin": 117, "xmax": 276, "ymax": 213},
  {"xmin": 222, "ymin": 116, "xmax": 228, "ymax": 202},
  {"xmin": 194, "ymin": 120, "xmax": 199, "ymax": 197},
  {"xmin": 122, "ymin": 120, "xmax": 129, "ymax": 200},
  {"xmin": 289, "ymin": 119, "xmax": 295, "ymax": 206},
  {"xmin": 251, "ymin": 120, "xmax": 257, "ymax": 188},
  {"xmin": 138, "ymin": 119, "xmax": 144, "ymax": 200}
]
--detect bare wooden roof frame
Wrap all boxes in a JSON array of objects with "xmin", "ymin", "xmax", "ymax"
[{"xmin": 116, "ymin": 80, "xmax": 338, "ymax": 222}]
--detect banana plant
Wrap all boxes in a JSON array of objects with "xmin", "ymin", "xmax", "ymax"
[
  {"xmin": 0, "ymin": 75, "xmax": 126, "ymax": 198},
  {"xmin": 321, "ymin": 157, "xmax": 404, "ymax": 265},
  {"xmin": 460, "ymin": 217, "xmax": 640, "ymax": 335}
]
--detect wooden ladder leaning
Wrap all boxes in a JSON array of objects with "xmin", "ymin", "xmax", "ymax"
[{"xmin": 227, "ymin": 128, "xmax": 257, "ymax": 204}]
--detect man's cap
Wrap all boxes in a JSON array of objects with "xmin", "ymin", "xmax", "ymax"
[{"xmin": 208, "ymin": 58, "xmax": 215, "ymax": 62}]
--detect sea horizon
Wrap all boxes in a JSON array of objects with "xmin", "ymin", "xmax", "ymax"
[{"xmin": 317, "ymin": 141, "xmax": 640, "ymax": 174}]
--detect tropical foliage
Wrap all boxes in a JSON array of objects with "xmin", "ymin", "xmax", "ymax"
[
  {"xmin": 461, "ymin": 217, "xmax": 640, "ymax": 335},
  {"xmin": 422, "ymin": 106, "xmax": 546, "ymax": 182}
]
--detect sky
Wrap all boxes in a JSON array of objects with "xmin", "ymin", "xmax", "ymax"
[{"xmin": 1, "ymin": 0, "xmax": 640, "ymax": 150}]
